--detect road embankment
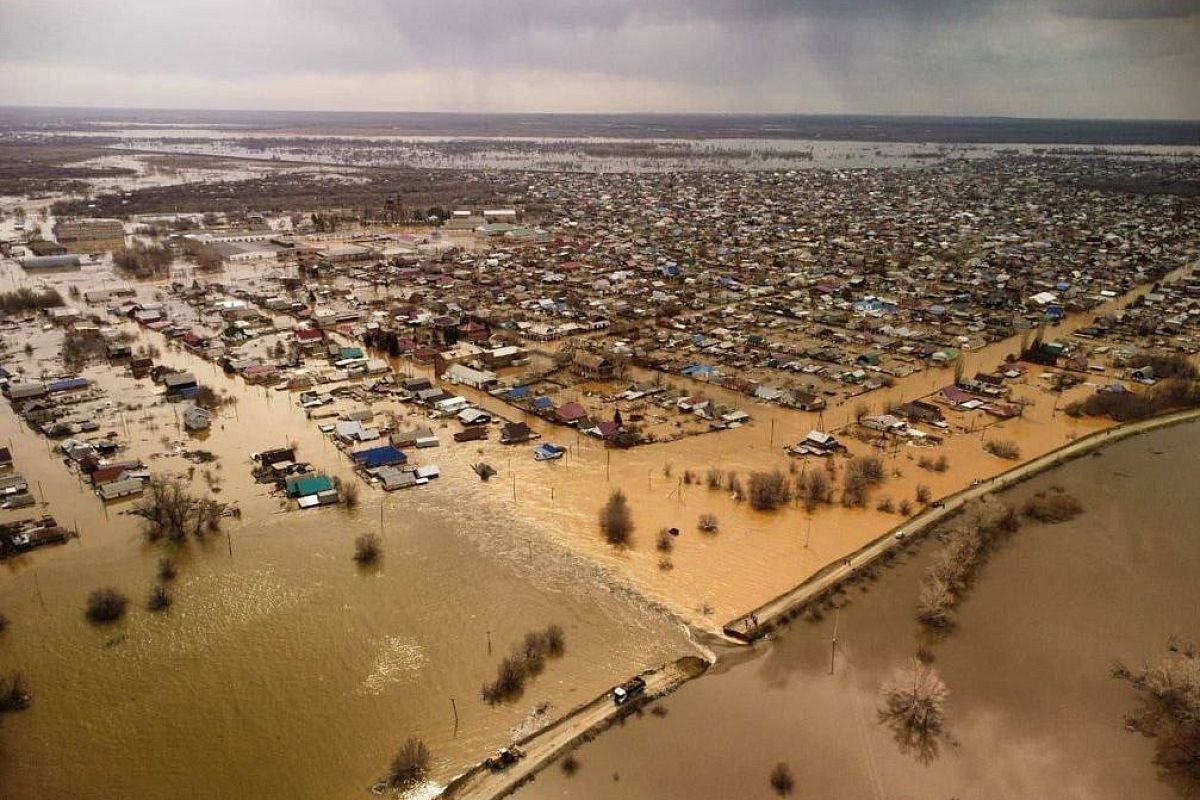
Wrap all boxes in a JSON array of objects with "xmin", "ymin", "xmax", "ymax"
[{"xmin": 438, "ymin": 655, "xmax": 708, "ymax": 800}]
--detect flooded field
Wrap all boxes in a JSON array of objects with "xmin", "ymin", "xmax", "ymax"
[
  {"xmin": 37, "ymin": 128, "xmax": 1200, "ymax": 173},
  {"xmin": 0, "ymin": 271, "xmax": 696, "ymax": 798},
  {"xmin": 513, "ymin": 419, "xmax": 1200, "ymax": 800}
]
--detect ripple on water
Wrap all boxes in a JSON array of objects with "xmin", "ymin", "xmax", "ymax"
[
  {"xmin": 131, "ymin": 568, "xmax": 312, "ymax": 657},
  {"xmin": 359, "ymin": 635, "xmax": 427, "ymax": 696}
]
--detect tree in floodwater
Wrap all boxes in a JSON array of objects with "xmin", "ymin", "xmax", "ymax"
[
  {"xmin": 85, "ymin": 587, "xmax": 128, "ymax": 624},
  {"xmin": 130, "ymin": 478, "xmax": 222, "ymax": 544},
  {"xmin": 387, "ymin": 737, "xmax": 430, "ymax": 789},
  {"xmin": 0, "ymin": 671, "xmax": 31, "ymax": 712},
  {"xmin": 769, "ymin": 762, "xmax": 795, "ymax": 796},
  {"xmin": 353, "ymin": 533, "xmax": 382, "ymax": 565},
  {"xmin": 879, "ymin": 658, "xmax": 949, "ymax": 763},
  {"xmin": 599, "ymin": 489, "xmax": 634, "ymax": 546},
  {"xmin": 1113, "ymin": 642, "xmax": 1200, "ymax": 790}
]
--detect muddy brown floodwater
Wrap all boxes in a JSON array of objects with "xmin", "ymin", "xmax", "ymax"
[
  {"xmin": 0, "ymin": 270, "xmax": 695, "ymax": 798},
  {"xmin": 514, "ymin": 420, "xmax": 1200, "ymax": 800}
]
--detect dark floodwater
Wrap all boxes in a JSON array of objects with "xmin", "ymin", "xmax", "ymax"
[{"xmin": 515, "ymin": 421, "xmax": 1200, "ymax": 800}]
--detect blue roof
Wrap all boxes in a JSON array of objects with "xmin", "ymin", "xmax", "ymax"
[
  {"xmin": 47, "ymin": 377, "xmax": 90, "ymax": 393},
  {"xmin": 532, "ymin": 396, "xmax": 554, "ymax": 410},
  {"xmin": 506, "ymin": 385, "xmax": 530, "ymax": 400},
  {"xmin": 353, "ymin": 445, "xmax": 407, "ymax": 468}
]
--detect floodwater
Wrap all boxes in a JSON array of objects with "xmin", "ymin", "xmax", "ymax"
[
  {"xmin": 0, "ymin": 266, "xmax": 695, "ymax": 798},
  {"xmin": 514, "ymin": 420, "xmax": 1200, "ymax": 800},
  {"xmin": 0, "ymin": 234, "xmax": 1192, "ymax": 798},
  {"xmin": 39, "ymin": 128, "xmax": 1200, "ymax": 173}
]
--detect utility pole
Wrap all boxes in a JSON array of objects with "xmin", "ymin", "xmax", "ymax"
[{"xmin": 829, "ymin": 608, "xmax": 840, "ymax": 675}]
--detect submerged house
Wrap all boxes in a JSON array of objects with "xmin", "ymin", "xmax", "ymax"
[
  {"xmin": 286, "ymin": 474, "xmax": 338, "ymax": 508},
  {"xmin": 183, "ymin": 406, "xmax": 212, "ymax": 432}
]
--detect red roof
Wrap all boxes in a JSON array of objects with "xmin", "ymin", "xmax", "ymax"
[
  {"xmin": 555, "ymin": 402, "xmax": 588, "ymax": 423},
  {"xmin": 90, "ymin": 465, "xmax": 128, "ymax": 485}
]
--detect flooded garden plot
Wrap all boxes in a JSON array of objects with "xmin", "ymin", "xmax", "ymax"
[{"xmin": 513, "ymin": 419, "xmax": 1200, "ymax": 800}]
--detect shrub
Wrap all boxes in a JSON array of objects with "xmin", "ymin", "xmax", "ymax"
[
  {"xmin": 984, "ymin": 439, "xmax": 1021, "ymax": 460},
  {"xmin": 918, "ymin": 454, "xmax": 949, "ymax": 472},
  {"xmin": 339, "ymin": 478, "xmax": 360, "ymax": 509},
  {"xmin": 876, "ymin": 497, "xmax": 895, "ymax": 513},
  {"xmin": 481, "ymin": 625, "xmax": 566, "ymax": 704},
  {"xmin": 899, "ymin": 499, "xmax": 913, "ymax": 516},
  {"xmin": 561, "ymin": 754, "xmax": 581, "ymax": 776},
  {"xmin": 769, "ymin": 762, "xmax": 795, "ymax": 796},
  {"xmin": 843, "ymin": 456, "xmax": 886, "ymax": 507},
  {"xmin": 698, "ymin": 513, "xmax": 719, "ymax": 533},
  {"xmin": 682, "ymin": 470, "xmax": 695, "ymax": 485},
  {"xmin": 796, "ymin": 469, "xmax": 833, "ymax": 511},
  {"xmin": 599, "ymin": 490, "xmax": 634, "ymax": 546},
  {"xmin": 156, "ymin": 557, "xmax": 178, "ymax": 582},
  {"xmin": 705, "ymin": 468, "xmax": 724, "ymax": 490},
  {"xmin": 543, "ymin": 624, "xmax": 565, "ymax": 657},
  {"xmin": 481, "ymin": 655, "xmax": 527, "ymax": 704},
  {"xmin": 0, "ymin": 612, "xmax": 9, "ymax": 633},
  {"xmin": 388, "ymin": 738, "xmax": 431, "ymax": 788},
  {"xmin": 354, "ymin": 533, "xmax": 382, "ymax": 564},
  {"xmin": 656, "ymin": 528, "xmax": 674, "ymax": 553},
  {"xmin": 0, "ymin": 671, "xmax": 31, "ymax": 712},
  {"xmin": 85, "ymin": 587, "xmax": 128, "ymax": 624},
  {"xmin": 147, "ymin": 584, "xmax": 171, "ymax": 612},
  {"xmin": 916, "ymin": 484, "xmax": 932, "ymax": 504},
  {"xmin": 747, "ymin": 469, "xmax": 793, "ymax": 511},
  {"xmin": 1021, "ymin": 488, "xmax": 1083, "ymax": 523}
]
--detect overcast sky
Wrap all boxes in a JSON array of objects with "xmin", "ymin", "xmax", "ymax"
[{"xmin": 1, "ymin": 0, "xmax": 1197, "ymax": 118}]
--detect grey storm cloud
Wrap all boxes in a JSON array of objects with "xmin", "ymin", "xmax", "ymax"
[{"xmin": 0, "ymin": 0, "xmax": 1197, "ymax": 117}]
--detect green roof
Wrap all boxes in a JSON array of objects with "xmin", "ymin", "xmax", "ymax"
[{"xmin": 287, "ymin": 474, "xmax": 334, "ymax": 497}]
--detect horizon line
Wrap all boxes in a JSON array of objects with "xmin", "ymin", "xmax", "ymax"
[{"xmin": 3, "ymin": 102, "xmax": 1199, "ymax": 126}]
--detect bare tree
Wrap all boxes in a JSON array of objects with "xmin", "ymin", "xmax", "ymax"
[
  {"xmin": 388, "ymin": 738, "xmax": 431, "ymax": 789},
  {"xmin": 130, "ymin": 478, "xmax": 222, "ymax": 544},
  {"xmin": 1113, "ymin": 644, "xmax": 1200, "ymax": 787},
  {"xmin": 879, "ymin": 658, "xmax": 949, "ymax": 762}
]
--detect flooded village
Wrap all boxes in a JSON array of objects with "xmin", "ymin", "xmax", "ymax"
[{"xmin": 0, "ymin": 109, "xmax": 1198, "ymax": 800}]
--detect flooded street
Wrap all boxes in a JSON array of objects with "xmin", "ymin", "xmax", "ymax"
[{"xmin": 514, "ymin": 420, "xmax": 1200, "ymax": 800}]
